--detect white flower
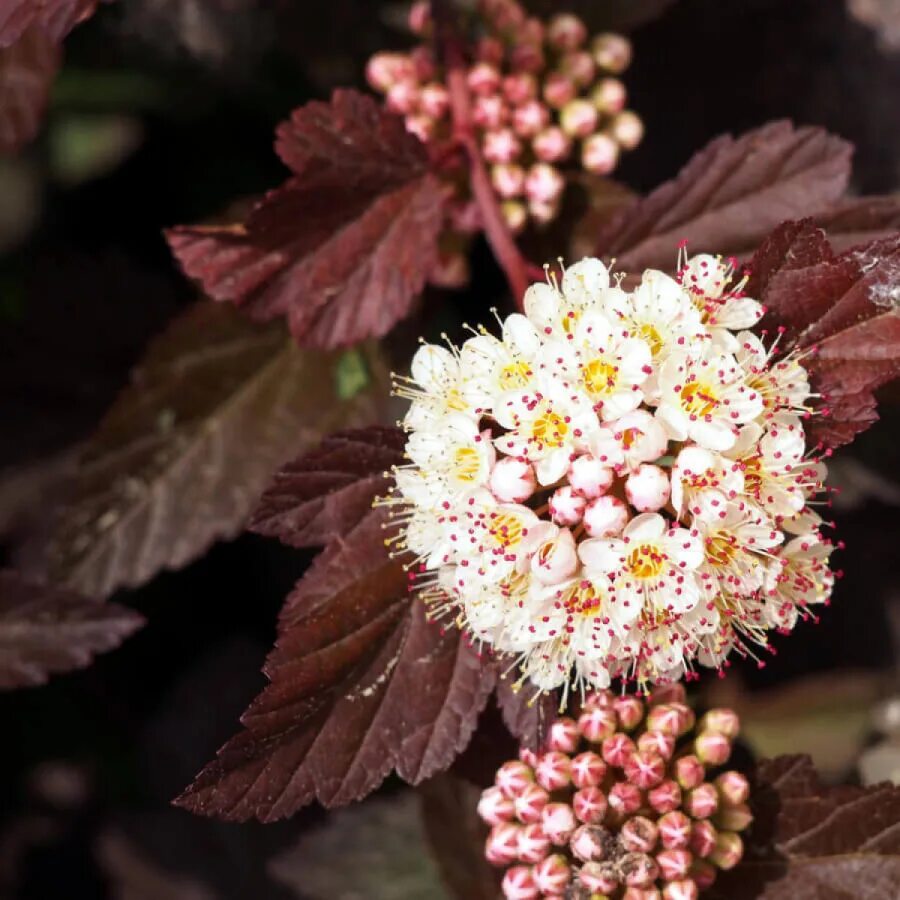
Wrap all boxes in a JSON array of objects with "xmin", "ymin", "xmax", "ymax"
[
  {"xmin": 764, "ymin": 532, "xmax": 835, "ymax": 628},
  {"xmin": 583, "ymin": 494, "xmax": 630, "ymax": 538},
  {"xmin": 490, "ymin": 456, "xmax": 537, "ymax": 502},
  {"xmin": 531, "ymin": 526, "xmax": 579, "ymax": 585},
  {"xmin": 736, "ymin": 331, "xmax": 811, "ymax": 418},
  {"xmin": 590, "ymin": 409, "xmax": 668, "ymax": 472},
  {"xmin": 549, "ymin": 485, "xmax": 586, "ymax": 525},
  {"xmin": 625, "ymin": 464, "xmax": 671, "ymax": 512},
  {"xmin": 523, "ymin": 258, "xmax": 609, "ymax": 340},
  {"xmin": 398, "ymin": 343, "xmax": 473, "ymax": 430},
  {"xmin": 671, "ymin": 445, "xmax": 744, "ymax": 517},
  {"xmin": 680, "ymin": 253, "xmax": 763, "ymax": 342}
]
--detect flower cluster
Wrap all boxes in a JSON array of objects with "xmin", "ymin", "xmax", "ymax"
[
  {"xmin": 478, "ymin": 687, "xmax": 752, "ymax": 899},
  {"xmin": 387, "ymin": 251, "xmax": 837, "ymax": 694},
  {"xmin": 366, "ymin": 1, "xmax": 642, "ymax": 285}
]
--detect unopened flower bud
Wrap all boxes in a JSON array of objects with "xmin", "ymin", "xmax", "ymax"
[
  {"xmin": 592, "ymin": 32, "xmax": 633, "ymax": 73},
  {"xmin": 469, "ymin": 61, "xmax": 501, "ymax": 96},
  {"xmin": 613, "ymin": 695, "xmax": 645, "ymax": 730},
  {"xmin": 625, "ymin": 750, "xmax": 666, "ymax": 789},
  {"xmin": 658, "ymin": 811, "xmax": 693, "ymax": 849},
  {"xmin": 561, "ymin": 98, "xmax": 599, "ymax": 138},
  {"xmin": 527, "ymin": 197, "xmax": 560, "ymax": 226},
  {"xmin": 591, "ymin": 77, "xmax": 627, "ymax": 114},
  {"xmin": 637, "ymin": 730, "xmax": 675, "ymax": 760},
  {"xmin": 569, "ymin": 454, "xmax": 614, "ymax": 499},
  {"xmin": 487, "ymin": 821, "xmax": 521, "ymax": 865},
  {"xmin": 571, "ymin": 750, "xmax": 607, "ymax": 788},
  {"xmin": 533, "ymin": 853, "xmax": 572, "ymax": 894},
  {"xmin": 690, "ymin": 859, "xmax": 717, "ymax": 890},
  {"xmin": 533, "ymin": 126, "xmax": 572, "ymax": 163},
  {"xmin": 670, "ymin": 703, "xmax": 696, "ymax": 735},
  {"xmin": 626, "ymin": 465, "xmax": 671, "ymax": 512},
  {"xmin": 573, "ymin": 786, "xmax": 608, "ymax": 824},
  {"xmin": 520, "ymin": 17, "xmax": 545, "ymax": 46},
  {"xmin": 583, "ymin": 494, "xmax": 630, "ymax": 537},
  {"xmin": 578, "ymin": 705, "xmax": 618, "ymax": 743},
  {"xmin": 694, "ymin": 730, "xmax": 731, "ymax": 766},
  {"xmin": 648, "ymin": 779, "xmax": 682, "ymax": 814},
  {"xmin": 515, "ymin": 782, "xmax": 550, "ymax": 824},
  {"xmin": 584, "ymin": 688, "xmax": 615, "ymax": 710},
  {"xmin": 621, "ymin": 815, "xmax": 659, "ymax": 853},
  {"xmin": 608, "ymin": 781, "xmax": 643, "ymax": 818},
  {"xmin": 525, "ymin": 162, "xmax": 564, "ymax": 204},
  {"xmin": 570, "ymin": 824, "xmax": 610, "ymax": 862},
  {"xmin": 386, "ymin": 80, "xmax": 420, "ymax": 115},
  {"xmin": 484, "ymin": 128, "xmax": 523, "ymax": 164},
  {"xmin": 410, "ymin": 46, "xmax": 436, "ymax": 81},
  {"xmin": 510, "ymin": 42, "xmax": 544, "ymax": 74},
  {"xmin": 518, "ymin": 822, "xmax": 551, "ymax": 863},
  {"xmin": 502, "ymin": 863, "xmax": 539, "ymax": 899},
  {"xmin": 715, "ymin": 771, "xmax": 750, "ymax": 806},
  {"xmin": 408, "ymin": 0, "xmax": 431, "ymax": 34},
  {"xmin": 513, "ymin": 100, "xmax": 550, "ymax": 137},
  {"xmin": 419, "ymin": 82, "xmax": 449, "ymax": 119},
  {"xmin": 656, "ymin": 848, "xmax": 693, "ymax": 881},
  {"xmin": 549, "ymin": 485, "xmax": 585, "ymax": 525},
  {"xmin": 649, "ymin": 683, "xmax": 687, "ymax": 706},
  {"xmin": 685, "ymin": 783, "xmax": 719, "ymax": 820},
  {"xmin": 560, "ymin": 50, "xmax": 596, "ymax": 88},
  {"xmin": 543, "ymin": 72, "xmax": 576, "ymax": 109},
  {"xmin": 547, "ymin": 13, "xmax": 588, "ymax": 51},
  {"xmin": 535, "ymin": 750, "xmax": 572, "ymax": 792},
  {"xmin": 709, "ymin": 831, "xmax": 743, "ymax": 870},
  {"xmin": 663, "ymin": 882, "xmax": 699, "ymax": 900},
  {"xmin": 701, "ymin": 708, "xmax": 741, "ymax": 739},
  {"xmin": 490, "ymin": 456, "xmax": 536, "ymax": 502},
  {"xmin": 473, "ymin": 94, "xmax": 508, "ymax": 130},
  {"xmin": 623, "ymin": 888, "xmax": 662, "ymax": 900},
  {"xmin": 690, "ymin": 819, "xmax": 718, "ymax": 858},
  {"xmin": 579, "ymin": 860, "xmax": 619, "ymax": 893},
  {"xmin": 366, "ymin": 52, "xmax": 404, "ymax": 92},
  {"xmin": 674, "ymin": 755, "xmax": 705, "ymax": 790},
  {"xmin": 582, "ymin": 131, "xmax": 621, "ymax": 175},
  {"xmin": 405, "ymin": 114, "xmax": 435, "ymax": 144},
  {"xmin": 602, "ymin": 732, "xmax": 636, "ymax": 768},
  {"xmin": 620, "ymin": 851, "xmax": 659, "ymax": 887},
  {"xmin": 501, "ymin": 200, "xmax": 528, "ymax": 235},
  {"xmin": 646, "ymin": 704, "xmax": 683, "ymax": 737},
  {"xmin": 610, "ymin": 110, "xmax": 645, "ymax": 150},
  {"xmin": 479, "ymin": 785, "xmax": 516, "ymax": 825},
  {"xmin": 715, "ymin": 803, "xmax": 753, "ymax": 832},
  {"xmin": 541, "ymin": 802, "xmax": 578, "ymax": 844},
  {"xmin": 492, "ymin": 162, "xmax": 526, "ymax": 199},
  {"xmin": 477, "ymin": 35, "xmax": 505, "ymax": 65},
  {"xmin": 502, "ymin": 72, "xmax": 537, "ymax": 105},
  {"xmin": 497, "ymin": 760, "xmax": 534, "ymax": 798}
]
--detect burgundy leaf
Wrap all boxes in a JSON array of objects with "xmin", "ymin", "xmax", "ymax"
[
  {"xmin": 0, "ymin": 569, "xmax": 143, "ymax": 689},
  {"xmin": 817, "ymin": 195, "xmax": 900, "ymax": 252},
  {"xmin": 0, "ymin": 0, "xmax": 96, "ymax": 48},
  {"xmin": 494, "ymin": 674, "xmax": 556, "ymax": 752},
  {"xmin": 175, "ymin": 509, "xmax": 495, "ymax": 822},
  {"xmin": 595, "ymin": 121, "xmax": 852, "ymax": 271},
  {"xmin": 167, "ymin": 89, "xmax": 444, "ymax": 350},
  {"xmin": 0, "ymin": 24, "xmax": 60, "ymax": 154},
  {"xmin": 249, "ymin": 425, "xmax": 405, "ymax": 549}
]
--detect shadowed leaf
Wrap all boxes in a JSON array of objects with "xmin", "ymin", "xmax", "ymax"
[
  {"xmin": 167, "ymin": 89, "xmax": 444, "ymax": 349},
  {"xmin": 0, "ymin": 569, "xmax": 143, "ymax": 689},
  {"xmin": 495, "ymin": 674, "xmax": 556, "ymax": 751},
  {"xmin": 817, "ymin": 195, "xmax": 900, "ymax": 252},
  {"xmin": 0, "ymin": 0, "xmax": 96, "ymax": 47}
]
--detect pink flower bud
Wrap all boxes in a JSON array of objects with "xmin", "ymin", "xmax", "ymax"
[
  {"xmin": 548, "ymin": 13, "xmax": 587, "ymax": 50},
  {"xmin": 583, "ymin": 495, "xmax": 630, "ymax": 538},
  {"xmin": 510, "ymin": 42, "xmax": 544, "ymax": 74},
  {"xmin": 408, "ymin": 0, "xmax": 431, "ymax": 34},
  {"xmin": 646, "ymin": 704, "xmax": 683, "ymax": 737},
  {"xmin": 608, "ymin": 781, "xmax": 642, "ymax": 818},
  {"xmin": 532, "ymin": 528, "xmax": 578, "ymax": 585},
  {"xmin": 670, "ymin": 703, "xmax": 696, "ymax": 735},
  {"xmin": 685, "ymin": 783, "xmax": 719, "ymax": 820},
  {"xmin": 674, "ymin": 755, "xmax": 705, "ymax": 791},
  {"xmin": 648, "ymin": 779, "xmax": 682, "ymax": 815},
  {"xmin": 492, "ymin": 163, "xmax": 526, "ymax": 199},
  {"xmin": 502, "ymin": 72, "xmax": 538, "ymax": 104},
  {"xmin": 573, "ymin": 786, "xmax": 607, "ymax": 824},
  {"xmin": 533, "ymin": 853, "xmax": 572, "ymax": 894},
  {"xmin": 477, "ymin": 36, "xmax": 505, "ymax": 66},
  {"xmin": 649, "ymin": 683, "xmax": 687, "ymax": 707},
  {"xmin": 690, "ymin": 859, "xmax": 717, "ymax": 890},
  {"xmin": 581, "ymin": 131, "xmax": 620, "ymax": 175},
  {"xmin": 701, "ymin": 708, "xmax": 741, "ymax": 739},
  {"xmin": 468, "ymin": 61, "xmax": 501, "ymax": 96},
  {"xmin": 410, "ymin": 46, "xmax": 436, "ymax": 81},
  {"xmin": 584, "ymin": 688, "xmax": 615, "ymax": 710},
  {"xmin": 513, "ymin": 100, "xmax": 550, "ymax": 137},
  {"xmin": 479, "ymin": 785, "xmax": 516, "ymax": 825},
  {"xmin": 657, "ymin": 848, "xmax": 693, "ymax": 881},
  {"xmin": 570, "ymin": 824, "xmax": 611, "ymax": 862},
  {"xmin": 419, "ymin": 82, "xmax": 449, "ymax": 119},
  {"xmin": 571, "ymin": 751, "xmax": 607, "ymax": 788},
  {"xmin": 502, "ymin": 864, "xmax": 539, "ymax": 899},
  {"xmin": 560, "ymin": 98, "xmax": 599, "ymax": 138},
  {"xmin": 520, "ymin": 17, "xmax": 545, "ymax": 46},
  {"xmin": 613, "ymin": 695, "xmax": 645, "ymax": 731},
  {"xmin": 578, "ymin": 706, "xmax": 617, "ymax": 743},
  {"xmin": 625, "ymin": 750, "xmax": 666, "ymax": 789},
  {"xmin": 484, "ymin": 128, "xmax": 523, "ymax": 164},
  {"xmin": 524, "ymin": 162, "xmax": 564, "ymax": 204},
  {"xmin": 527, "ymin": 197, "xmax": 560, "ymax": 225},
  {"xmin": 518, "ymin": 822, "xmax": 552, "ymax": 863},
  {"xmin": 637, "ymin": 730, "xmax": 675, "ymax": 760},
  {"xmin": 626, "ymin": 465, "xmax": 671, "ymax": 513},
  {"xmin": 602, "ymin": 732, "xmax": 636, "ymax": 768},
  {"xmin": 623, "ymin": 890, "xmax": 663, "ymax": 900},
  {"xmin": 610, "ymin": 110, "xmax": 645, "ymax": 151},
  {"xmin": 535, "ymin": 751, "xmax": 572, "ymax": 792},
  {"xmin": 569, "ymin": 454, "xmax": 614, "ymax": 499},
  {"xmin": 658, "ymin": 811, "xmax": 693, "ymax": 850},
  {"xmin": 486, "ymin": 821, "xmax": 521, "ymax": 865},
  {"xmin": 386, "ymin": 80, "xmax": 420, "ymax": 115},
  {"xmin": 548, "ymin": 716, "xmax": 580, "ymax": 753},
  {"xmin": 579, "ymin": 861, "xmax": 619, "ymax": 893},
  {"xmin": 405, "ymin": 114, "xmax": 435, "ymax": 144},
  {"xmin": 497, "ymin": 759, "xmax": 535, "ymax": 798},
  {"xmin": 715, "ymin": 771, "xmax": 750, "ymax": 807},
  {"xmin": 560, "ymin": 50, "xmax": 596, "ymax": 88},
  {"xmin": 541, "ymin": 802, "xmax": 578, "ymax": 844},
  {"xmin": 473, "ymin": 94, "xmax": 509, "ymax": 130},
  {"xmin": 694, "ymin": 731, "xmax": 731, "ymax": 767},
  {"xmin": 714, "ymin": 803, "xmax": 753, "ymax": 832},
  {"xmin": 620, "ymin": 851, "xmax": 659, "ymax": 887},
  {"xmin": 549, "ymin": 485, "xmax": 586, "ymax": 526},
  {"xmin": 591, "ymin": 77, "xmax": 627, "ymax": 114},
  {"xmin": 690, "ymin": 819, "xmax": 718, "ymax": 858},
  {"xmin": 365, "ymin": 52, "xmax": 414, "ymax": 92},
  {"xmin": 620, "ymin": 816, "xmax": 659, "ymax": 854},
  {"xmin": 514, "ymin": 782, "xmax": 550, "ymax": 824},
  {"xmin": 709, "ymin": 831, "xmax": 743, "ymax": 870},
  {"xmin": 543, "ymin": 72, "xmax": 577, "ymax": 109},
  {"xmin": 501, "ymin": 200, "xmax": 528, "ymax": 235},
  {"xmin": 663, "ymin": 879, "xmax": 699, "ymax": 900},
  {"xmin": 592, "ymin": 32, "xmax": 633, "ymax": 74},
  {"xmin": 519, "ymin": 746, "xmax": 539, "ymax": 767},
  {"xmin": 532, "ymin": 126, "xmax": 572, "ymax": 163}
]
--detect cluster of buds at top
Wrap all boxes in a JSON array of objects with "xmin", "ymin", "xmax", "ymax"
[
  {"xmin": 366, "ymin": 1, "xmax": 643, "ymax": 285},
  {"xmin": 477, "ymin": 685, "xmax": 752, "ymax": 898}
]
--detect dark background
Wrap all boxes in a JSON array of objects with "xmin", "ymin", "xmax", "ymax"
[{"xmin": 1, "ymin": 1, "xmax": 898, "ymax": 897}]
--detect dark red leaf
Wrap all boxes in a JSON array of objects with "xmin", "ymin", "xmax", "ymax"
[
  {"xmin": 175, "ymin": 509, "xmax": 495, "ymax": 822},
  {"xmin": 494, "ymin": 673, "xmax": 556, "ymax": 752},
  {"xmin": 0, "ymin": 0, "xmax": 96, "ymax": 48},
  {"xmin": 816, "ymin": 195, "xmax": 900, "ymax": 253},
  {"xmin": 595, "ymin": 121, "xmax": 852, "ymax": 271},
  {"xmin": 0, "ymin": 569, "xmax": 143, "ymax": 689},
  {"xmin": 249, "ymin": 425, "xmax": 405, "ymax": 549},
  {"xmin": 167, "ymin": 90, "xmax": 444, "ymax": 349}
]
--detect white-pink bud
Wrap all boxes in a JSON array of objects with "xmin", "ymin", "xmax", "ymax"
[
  {"xmin": 592, "ymin": 33, "xmax": 633, "ymax": 74},
  {"xmin": 535, "ymin": 751, "xmax": 572, "ymax": 792},
  {"xmin": 656, "ymin": 849, "xmax": 693, "ymax": 881},
  {"xmin": 591, "ymin": 78, "xmax": 627, "ymax": 114},
  {"xmin": 581, "ymin": 132, "xmax": 620, "ymax": 175},
  {"xmin": 419, "ymin": 82, "xmax": 449, "ymax": 119},
  {"xmin": 626, "ymin": 465, "xmax": 671, "ymax": 512},
  {"xmin": 570, "ymin": 824, "xmax": 610, "ymax": 862},
  {"xmin": 478, "ymin": 785, "xmax": 516, "ymax": 825},
  {"xmin": 501, "ymin": 200, "xmax": 528, "ymax": 235},
  {"xmin": 579, "ymin": 861, "xmax": 619, "ymax": 893},
  {"xmin": 502, "ymin": 864, "xmax": 539, "ymax": 900},
  {"xmin": 663, "ymin": 879, "xmax": 699, "ymax": 900},
  {"xmin": 468, "ymin": 61, "xmax": 501, "ymax": 96},
  {"xmin": 685, "ymin": 784, "xmax": 719, "ymax": 819},
  {"xmin": 569, "ymin": 454, "xmax": 614, "ymax": 499},
  {"xmin": 560, "ymin": 50, "xmax": 596, "ymax": 88},
  {"xmin": 473, "ymin": 94, "xmax": 508, "ymax": 130},
  {"xmin": 408, "ymin": 0, "xmax": 431, "ymax": 35},
  {"xmin": 572, "ymin": 786, "xmax": 608, "ymax": 824},
  {"xmin": 483, "ymin": 128, "xmax": 523, "ymax": 164},
  {"xmin": 514, "ymin": 783, "xmax": 550, "ymax": 824},
  {"xmin": 602, "ymin": 733, "xmax": 636, "ymax": 769},
  {"xmin": 512, "ymin": 100, "xmax": 550, "ymax": 138},
  {"xmin": 648, "ymin": 780, "xmax": 682, "ymax": 815},
  {"xmin": 637, "ymin": 730, "xmax": 675, "ymax": 760},
  {"xmin": 531, "ymin": 528, "xmax": 578, "ymax": 585},
  {"xmin": 491, "ymin": 163, "xmax": 526, "ymax": 199},
  {"xmin": 624, "ymin": 750, "xmax": 666, "ymax": 789},
  {"xmin": 607, "ymin": 782, "xmax": 642, "ymax": 818},
  {"xmin": 509, "ymin": 42, "xmax": 544, "ymax": 74},
  {"xmin": 365, "ymin": 52, "xmax": 413, "ymax": 92},
  {"xmin": 620, "ymin": 851, "xmax": 659, "ymax": 887},
  {"xmin": 543, "ymin": 72, "xmax": 576, "ymax": 109},
  {"xmin": 503, "ymin": 72, "xmax": 538, "ymax": 104},
  {"xmin": 533, "ymin": 854, "xmax": 572, "ymax": 894},
  {"xmin": 547, "ymin": 13, "xmax": 588, "ymax": 51},
  {"xmin": 620, "ymin": 816, "xmax": 659, "ymax": 854},
  {"xmin": 525, "ymin": 163, "xmax": 564, "ymax": 204},
  {"xmin": 477, "ymin": 36, "xmax": 505, "ymax": 65},
  {"xmin": 611, "ymin": 110, "xmax": 645, "ymax": 151},
  {"xmin": 532, "ymin": 126, "xmax": 572, "ymax": 163},
  {"xmin": 386, "ymin": 80, "xmax": 420, "ymax": 115},
  {"xmin": 518, "ymin": 822, "xmax": 552, "ymax": 863},
  {"xmin": 541, "ymin": 802, "xmax": 578, "ymax": 844},
  {"xmin": 571, "ymin": 751, "xmax": 607, "ymax": 788},
  {"xmin": 657, "ymin": 811, "xmax": 692, "ymax": 850},
  {"xmin": 496, "ymin": 760, "xmax": 534, "ymax": 798},
  {"xmin": 487, "ymin": 822, "xmax": 521, "ymax": 865},
  {"xmin": 577, "ymin": 706, "xmax": 617, "ymax": 743},
  {"xmin": 548, "ymin": 717, "xmax": 580, "ymax": 753},
  {"xmin": 527, "ymin": 197, "xmax": 560, "ymax": 226},
  {"xmin": 560, "ymin": 98, "xmax": 599, "ymax": 138},
  {"xmin": 583, "ymin": 495, "xmax": 630, "ymax": 538}
]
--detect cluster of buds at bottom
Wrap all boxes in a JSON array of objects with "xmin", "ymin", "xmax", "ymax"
[
  {"xmin": 366, "ymin": 0, "xmax": 643, "ymax": 286},
  {"xmin": 477, "ymin": 686, "xmax": 751, "ymax": 898}
]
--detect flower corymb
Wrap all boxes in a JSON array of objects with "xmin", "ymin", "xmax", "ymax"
[{"xmin": 386, "ymin": 253, "xmax": 837, "ymax": 696}]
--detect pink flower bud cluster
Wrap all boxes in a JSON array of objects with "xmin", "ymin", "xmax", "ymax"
[
  {"xmin": 478, "ymin": 686, "xmax": 752, "ymax": 898},
  {"xmin": 365, "ymin": 1, "xmax": 643, "ymax": 285}
]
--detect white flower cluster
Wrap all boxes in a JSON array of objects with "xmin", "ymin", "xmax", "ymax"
[{"xmin": 388, "ymin": 253, "xmax": 836, "ymax": 695}]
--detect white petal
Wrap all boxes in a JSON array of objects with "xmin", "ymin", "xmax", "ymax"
[{"xmin": 623, "ymin": 512, "xmax": 666, "ymax": 542}]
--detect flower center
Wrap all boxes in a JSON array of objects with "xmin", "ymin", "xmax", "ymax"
[
  {"xmin": 637, "ymin": 322, "xmax": 663, "ymax": 356},
  {"xmin": 740, "ymin": 454, "xmax": 764, "ymax": 495},
  {"xmin": 486, "ymin": 512, "xmax": 526, "ymax": 551},
  {"xmin": 498, "ymin": 360, "xmax": 532, "ymax": 391},
  {"xmin": 626, "ymin": 543, "xmax": 666, "ymax": 580},
  {"xmin": 452, "ymin": 446, "xmax": 481, "ymax": 483},
  {"xmin": 531, "ymin": 409, "xmax": 569, "ymax": 448},
  {"xmin": 621, "ymin": 426, "xmax": 643, "ymax": 449},
  {"xmin": 705, "ymin": 533, "xmax": 738, "ymax": 567},
  {"xmin": 564, "ymin": 580, "xmax": 605, "ymax": 617},
  {"xmin": 679, "ymin": 382, "xmax": 719, "ymax": 418},
  {"xmin": 446, "ymin": 387, "xmax": 468, "ymax": 412},
  {"xmin": 581, "ymin": 357, "xmax": 618, "ymax": 398}
]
